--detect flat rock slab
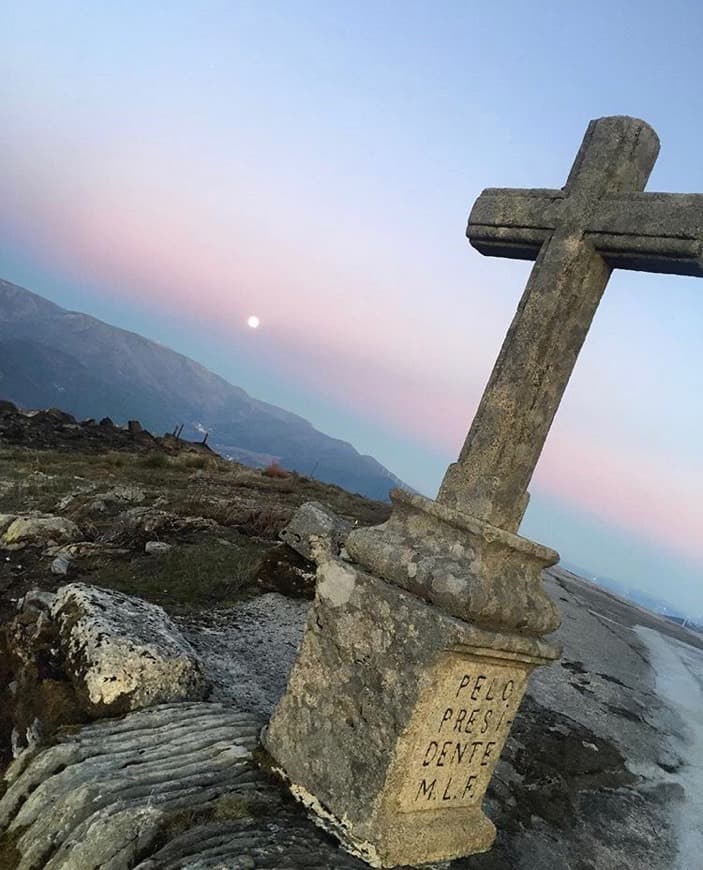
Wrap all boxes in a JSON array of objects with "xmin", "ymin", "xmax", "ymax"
[
  {"xmin": 177, "ymin": 593, "xmax": 308, "ymax": 717},
  {"xmin": 0, "ymin": 702, "xmax": 367, "ymax": 870},
  {"xmin": 134, "ymin": 817, "xmax": 365, "ymax": 869}
]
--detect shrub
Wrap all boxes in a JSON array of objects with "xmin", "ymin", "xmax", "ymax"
[
  {"xmin": 241, "ymin": 507, "xmax": 291, "ymax": 538},
  {"xmin": 262, "ymin": 462, "xmax": 289, "ymax": 479}
]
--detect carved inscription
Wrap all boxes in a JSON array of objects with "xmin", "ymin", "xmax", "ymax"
[{"xmin": 394, "ymin": 654, "xmax": 530, "ymax": 813}]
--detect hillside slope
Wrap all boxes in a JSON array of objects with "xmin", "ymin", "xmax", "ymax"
[{"xmin": 0, "ymin": 279, "xmax": 406, "ymax": 499}]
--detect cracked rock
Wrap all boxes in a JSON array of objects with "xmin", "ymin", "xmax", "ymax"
[
  {"xmin": 279, "ymin": 501, "xmax": 352, "ymax": 561},
  {"xmin": 1, "ymin": 584, "xmax": 210, "ymax": 759}
]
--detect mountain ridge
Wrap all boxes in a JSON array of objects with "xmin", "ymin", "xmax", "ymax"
[{"xmin": 0, "ymin": 279, "xmax": 407, "ymax": 499}]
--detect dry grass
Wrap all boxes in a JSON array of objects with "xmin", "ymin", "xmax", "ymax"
[
  {"xmin": 0, "ymin": 443, "xmax": 391, "ymax": 621},
  {"xmin": 81, "ymin": 537, "xmax": 266, "ymax": 612}
]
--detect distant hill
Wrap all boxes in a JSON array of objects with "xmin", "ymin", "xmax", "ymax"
[{"xmin": 0, "ymin": 279, "xmax": 407, "ymax": 500}]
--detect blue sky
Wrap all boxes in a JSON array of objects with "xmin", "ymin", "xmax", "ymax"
[{"xmin": 2, "ymin": 1, "xmax": 703, "ymax": 616}]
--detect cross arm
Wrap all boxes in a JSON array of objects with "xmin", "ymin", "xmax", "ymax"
[
  {"xmin": 587, "ymin": 192, "xmax": 703, "ymax": 277},
  {"xmin": 467, "ymin": 188, "xmax": 564, "ymax": 260}
]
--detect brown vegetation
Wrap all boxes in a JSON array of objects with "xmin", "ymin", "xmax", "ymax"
[{"xmin": 261, "ymin": 461, "xmax": 290, "ymax": 479}]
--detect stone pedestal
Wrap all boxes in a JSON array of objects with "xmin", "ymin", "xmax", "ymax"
[{"xmin": 264, "ymin": 490, "xmax": 560, "ymax": 868}]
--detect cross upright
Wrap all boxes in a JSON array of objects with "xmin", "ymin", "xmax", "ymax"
[{"xmin": 439, "ymin": 115, "xmax": 703, "ymax": 533}]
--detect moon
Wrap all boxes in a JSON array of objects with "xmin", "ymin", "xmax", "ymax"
[{"xmin": 247, "ymin": 315, "xmax": 260, "ymax": 329}]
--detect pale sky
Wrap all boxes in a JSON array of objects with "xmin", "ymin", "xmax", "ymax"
[{"xmin": 2, "ymin": 1, "xmax": 703, "ymax": 616}]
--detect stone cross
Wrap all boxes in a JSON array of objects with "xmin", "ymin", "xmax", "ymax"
[
  {"xmin": 264, "ymin": 117, "xmax": 703, "ymax": 869},
  {"xmin": 439, "ymin": 115, "xmax": 703, "ymax": 533}
]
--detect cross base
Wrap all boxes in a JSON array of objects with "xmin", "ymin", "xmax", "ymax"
[
  {"xmin": 345, "ymin": 488, "xmax": 561, "ymax": 636},
  {"xmin": 264, "ymin": 544, "xmax": 559, "ymax": 867}
]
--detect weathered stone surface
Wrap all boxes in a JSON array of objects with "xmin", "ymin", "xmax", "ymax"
[
  {"xmin": 106, "ymin": 484, "xmax": 146, "ymax": 504},
  {"xmin": 50, "ymin": 583, "xmax": 209, "ymax": 713},
  {"xmin": 264, "ymin": 554, "xmax": 558, "ymax": 867},
  {"xmin": 260, "ymin": 315, "xmax": 559, "ymax": 866},
  {"xmin": 2, "ymin": 585, "xmax": 210, "ymax": 759},
  {"xmin": 103, "ymin": 507, "xmax": 216, "ymax": 546},
  {"xmin": 279, "ymin": 501, "xmax": 352, "ymax": 560},
  {"xmin": 110, "ymin": 507, "xmax": 178, "ymax": 536},
  {"xmin": 0, "ymin": 701, "xmax": 371, "ymax": 870},
  {"xmin": 3, "ymin": 589, "xmax": 83, "ymax": 757},
  {"xmin": 0, "ymin": 703, "xmax": 266, "ymax": 870},
  {"xmin": 178, "ymin": 593, "xmax": 308, "ymax": 717},
  {"xmin": 438, "ymin": 116, "xmax": 703, "ymax": 531},
  {"xmin": 0, "ymin": 571, "xmax": 694, "ymax": 869},
  {"xmin": 135, "ymin": 817, "xmax": 365, "ymax": 869},
  {"xmin": 50, "ymin": 555, "xmax": 71, "ymax": 575},
  {"xmin": 346, "ymin": 489, "xmax": 560, "ymax": 636},
  {"xmin": 45, "ymin": 541, "xmax": 130, "ymax": 559},
  {"xmin": 1, "ymin": 515, "xmax": 81, "ymax": 550}
]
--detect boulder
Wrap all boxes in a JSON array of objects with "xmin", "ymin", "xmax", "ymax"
[
  {"xmin": 45, "ymin": 541, "xmax": 130, "ymax": 559},
  {"xmin": 105, "ymin": 507, "xmax": 177, "ymax": 541},
  {"xmin": 105, "ymin": 507, "xmax": 216, "ymax": 545},
  {"xmin": 107, "ymin": 484, "xmax": 146, "ymax": 503},
  {"xmin": 50, "ymin": 584, "xmax": 209, "ymax": 714},
  {"xmin": 145, "ymin": 540, "xmax": 172, "ymax": 555},
  {"xmin": 84, "ymin": 497, "xmax": 109, "ymax": 515},
  {"xmin": 279, "ymin": 502, "xmax": 352, "ymax": 561},
  {"xmin": 2, "ymin": 584, "xmax": 210, "ymax": 758},
  {"xmin": 1, "ymin": 515, "xmax": 81, "ymax": 550}
]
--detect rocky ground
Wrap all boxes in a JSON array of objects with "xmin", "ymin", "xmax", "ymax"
[
  {"xmin": 1, "ymin": 405, "xmax": 702, "ymax": 869},
  {"xmin": 0, "ymin": 405, "xmax": 389, "ymax": 623}
]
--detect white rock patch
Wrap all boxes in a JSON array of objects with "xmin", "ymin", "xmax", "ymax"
[{"xmin": 51, "ymin": 584, "xmax": 209, "ymax": 711}]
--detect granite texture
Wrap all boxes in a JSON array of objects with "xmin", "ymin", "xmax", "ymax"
[
  {"xmin": 50, "ymin": 583, "xmax": 209, "ymax": 713},
  {"xmin": 439, "ymin": 115, "xmax": 703, "ymax": 531},
  {"xmin": 345, "ymin": 489, "xmax": 560, "ymax": 635},
  {"xmin": 279, "ymin": 500, "xmax": 352, "ymax": 561},
  {"xmin": 264, "ymin": 554, "xmax": 557, "ymax": 867}
]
